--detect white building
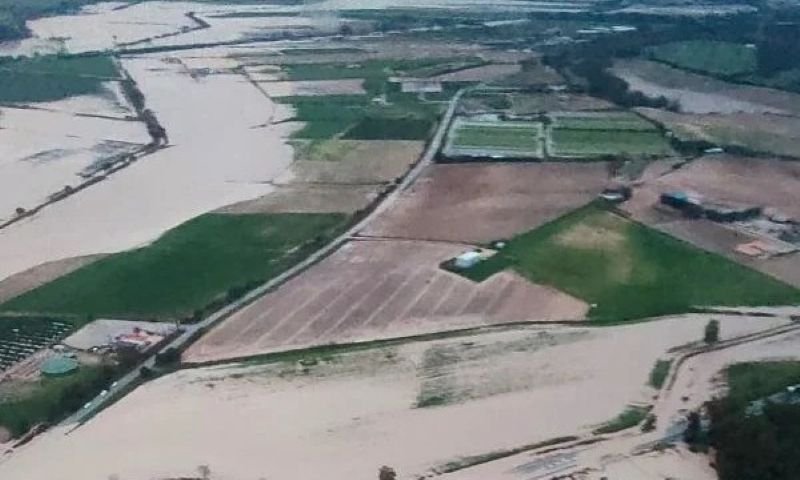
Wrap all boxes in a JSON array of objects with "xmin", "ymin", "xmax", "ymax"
[{"xmin": 454, "ymin": 251, "xmax": 482, "ymax": 269}]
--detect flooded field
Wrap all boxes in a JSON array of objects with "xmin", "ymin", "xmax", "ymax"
[
  {"xmin": 0, "ymin": 97, "xmax": 149, "ymax": 223},
  {"xmin": 0, "ymin": 49, "xmax": 296, "ymax": 282},
  {"xmin": 0, "ymin": 314, "xmax": 786, "ymax": 480}
]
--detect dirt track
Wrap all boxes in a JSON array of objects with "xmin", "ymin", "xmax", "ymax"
[{"xmin": 185, "ymin": 238, "xmax": 587, "ymax": 363}]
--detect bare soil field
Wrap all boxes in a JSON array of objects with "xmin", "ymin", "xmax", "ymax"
[
  {"xmin": 363, "ymin": 163, "xmax": 610, "ymax": 243},
  {"xmin": 509, "ymin": 92, "xmax": 613, "ymax": 114},
  {"xmin": 283, "ymin": 140, "xmax": 424, "ymax": 184},
  {"xmin": 185, "ymin": 238, "xmax": 587, "ymax": 363},
  {"xmin": 430, "ymin": 63, "xmax": 521, "ymax": 83},
  {"xmin": 613, "ymin": 59, "xmax": 800, "ymax": 115},
  {"xmin": 258, "ymin": 79, "xmax": 366, "ymax": 97},
  {"xmin": 637, "ymin": 108, "xmax": 800, "ymax": 158},
  {"xmin": 220, "ymin": 140, "xmax": 424, "ymax": 215},
  {"xmin": 1, "ymin": 314, "xmax": 787, "ymax": 480},
  {"xmin": 0, "ymin": 255, "xmax": 104, "ymax": 305}
]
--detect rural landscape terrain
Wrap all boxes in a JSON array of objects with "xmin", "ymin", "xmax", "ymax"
[{"xmin": 1, "ymin": 0, "xmax": 800, "ymax": 479}]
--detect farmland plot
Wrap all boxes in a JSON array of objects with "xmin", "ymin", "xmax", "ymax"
[
  {"xmin": 185, "ymin": 238, "xmax": 587, "ymax": 363},
  {"xmin": 443, "ymin": 118, "xmax": 544, "ymax": 159},
  {"xmin": 364, "ymin": 163, "xmax": 609, "ymax": 243},
  {"xmin": 546, "ymin": 110, "xmax": 672, "ymax": 159}
]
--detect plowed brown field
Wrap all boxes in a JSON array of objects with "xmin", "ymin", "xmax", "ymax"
[
  {"xmin": 362, "ymin": 163, "xmax": 610, "ymax": 243},
  {"xmin": 184, "ymin": 239, "xmax": 587, "ymax": 363}
]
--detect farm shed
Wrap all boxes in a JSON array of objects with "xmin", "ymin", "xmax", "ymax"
[
  {"xmin": 660, "ymin": 191, "xmax": 704, "ymax": 217},
  {"xmin": 454, "ymin": 251, "xmax": 482, "ymax": 269}
]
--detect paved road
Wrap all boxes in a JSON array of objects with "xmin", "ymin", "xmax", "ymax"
[{"xmin": 65, "ymin": 87, "xmax": 470, "ymax": 428}]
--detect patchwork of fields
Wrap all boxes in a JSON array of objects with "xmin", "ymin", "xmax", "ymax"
[
  {"xmin": 442, "ymin": 111, "xmax": 673, "ymax": 160},
  {"xmin": 443, "ymin": 118, "xmax": 544, "ymax": 158}
]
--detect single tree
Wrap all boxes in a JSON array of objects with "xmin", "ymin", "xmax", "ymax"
[
  {"xmin": 684, "ymin": 411, "xmax": 701, "ymax": 444},
  {"xmin": 379, "ymin": 466, "xmax": 396, "ymax": 480},
  {"xmin": 198, "ymin": 465, "xmax": 211, "ymax": 480},
  {"xmin": 704, "ymin": 319, "xmax": 720, "ymax": 344}
]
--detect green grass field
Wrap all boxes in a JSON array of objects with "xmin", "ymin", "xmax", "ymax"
[
  {"xmin": 0, "ymin": 55, "xmax": 119, "ymax": 103},
  {"xmin": 343, "ymin": 116, "xmax": 434, "ymax": 140},
  {"xmin": 726, "ymin": 362, "xmax": 800, "ymax": 405},
  {"xmin": 278, "ymin": 91, "xmax": 441, "ymax": 140},
  {"xmin": 549, "ymin": 129, "xmax": 673, "ymax": 158},
  {"xmin": 551, "ymin": 113, "xmax": 657, "ymax": 131},
  {"xmin": 458, "ymin": 204, "xmax": 800, "ymax": 322},
  {"xmin": 453, "ymin": 124, "xmax": 542, "ymax": 150},
  {"xmin": 647, "ymin": 40, "xmax": 757, "ymax": 77},
  {"xmin": 2, "ymin": 213, "xmax": 347, "ymax": 320}
]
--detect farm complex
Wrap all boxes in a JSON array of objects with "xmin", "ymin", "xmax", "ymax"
[{"xmin": 1, "ymin": 1, "xmax": 800, "ymax": 480}]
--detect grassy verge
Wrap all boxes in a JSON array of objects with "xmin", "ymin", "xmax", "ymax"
[
  {"xmin": 593, "ymin": 406, "xmax": 649, "ymax": 434},
  {"xmin": 436, "ymin": 436, "xmax": 580, "ymax": 474},
  {"xmin": 0, "ymin": 54, "xmax": 119, "ymax": 102},
  {"xmin": 648, "ymin": 359, "xmax": 672, "ymax": 389},
  {"xmin": 452, "ymin": 203, "xmax": 800, "ymax": 322},
  {"xmin": 725, "ymin": 361, "xmax": 800, "ymax": 405},
  {"xmin": 1, "ymin": 213, "xmax": 347, "ymax": 321},
  {"xmin": 0, "ymin": 363, "xmax": 117, "ymax": 437}
]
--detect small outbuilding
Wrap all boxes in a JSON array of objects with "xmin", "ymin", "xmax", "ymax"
[{"xmin": 454, "ymin": 251, "xmax": 482, "ymax": 269}]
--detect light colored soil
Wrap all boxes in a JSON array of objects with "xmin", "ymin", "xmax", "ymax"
[
  {"xmin": 614, "ymin": 59, "xmax": 800, "ymax": 115},
  {"xmin": 363, "ymin": 163, "xmax": 610, "ymax": 243},
  {"xmin": 0, "ymin": 254, "xmax": 104, "ymax": 305},
  {"xmin": 219, "ymin": 140, "xmax": 424, "ymax": 214},
  {"xmin": 281, "ymin": 140, "xmax": 425, "ymax": 185},
  {"xmin": 510, "ymin": 93, "xmax": 613, "ymax": 114},
  {"xmin": 1, "ymin": 314, "xmax": 786, "ymax": 480},
  {"xmin": 431, "ymin": 64, "xmax": 521, "ymax": 83},
  {"xmin": 258, "ymin": 79, "xmax": 366, "ymax": 97},
  {"xmin": 63, "ymin": 319, "xmax": 176, "ymax": 351},
  {"xmin": 217, "ymin": 184, "xmax": 378, "ymax": 214},
  {"xmin": 637, "ymin": 107, "xmax": 800, "ymax": 158},
  {"xmin": 184, "ymin": 238, "xmax": 588, "ymax": 363}
]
